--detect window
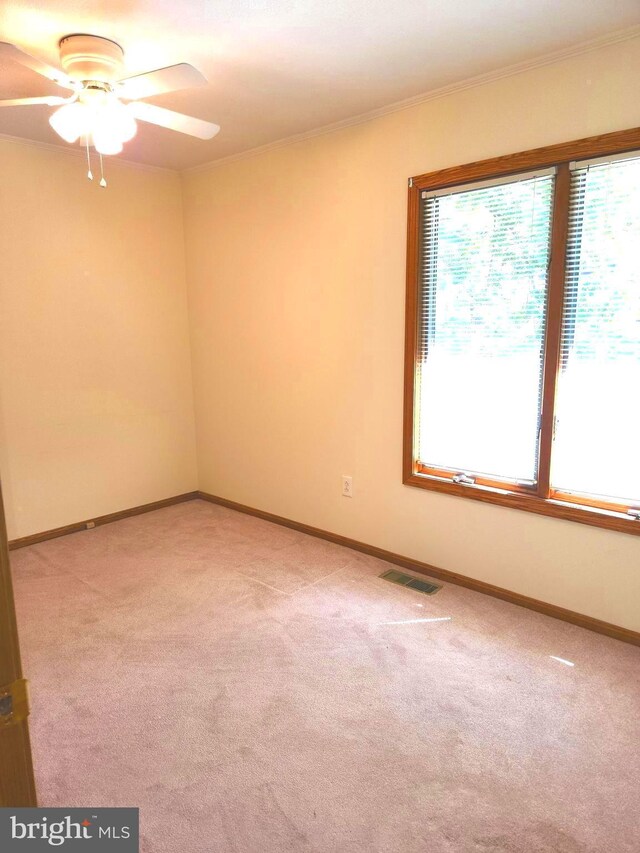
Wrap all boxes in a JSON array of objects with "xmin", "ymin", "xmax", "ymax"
[
  {"xmin": 417, "ymin": 171, "xmax": 554, "ymax": 489},
  {"xmin": 404, "ymin": 128, "xmax": 640, "ymax": 535},
  {"xmin": 553, "ymin": 154, "xmax": 640, "ymax": 510}
]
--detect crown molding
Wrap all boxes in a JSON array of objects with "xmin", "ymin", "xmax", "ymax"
[
  {"xmin": 185, "ymin": 25, "xmax": 640, "ymax": 176},
  {"xmin": 0, "ymin": 131, "xmax": 176, "ymax": 174}
]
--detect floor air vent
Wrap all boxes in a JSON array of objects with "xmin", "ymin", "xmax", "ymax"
[{"xmin": 379, "ymin": 569, "xmax": 441, "ymax": 595}]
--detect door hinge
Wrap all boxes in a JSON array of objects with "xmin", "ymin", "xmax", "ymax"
[{"xmin": 0, "ymin": 678, "xmax": 30, "ymax": 728}]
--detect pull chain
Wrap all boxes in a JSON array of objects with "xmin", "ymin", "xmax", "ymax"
[
  {"xmin": 85, "ymin": 138, "xmax": 93, "ymax": 181},
  {"xmin": 99, "ymin": 153, "xmax": 107, "ymax": 188}
]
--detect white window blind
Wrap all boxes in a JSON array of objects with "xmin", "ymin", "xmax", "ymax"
[
  {"xmin": 551, "ymin": 153, "xmax": 640, "ymax": 504},
  {"xmin": 417, "ymin": 171, "xmax": 554, "ymax": 483}
]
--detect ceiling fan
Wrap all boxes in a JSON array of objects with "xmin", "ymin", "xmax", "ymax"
[{"xmin": 0, "ymin": 34, "xmax": 220, "ymax": 167}]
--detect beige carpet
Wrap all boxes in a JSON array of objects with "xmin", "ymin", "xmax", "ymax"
[{"xmin": 10, "ymin": 499, "xmax": 640, "ymax": 852}]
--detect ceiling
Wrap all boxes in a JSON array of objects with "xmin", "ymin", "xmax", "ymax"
[{"xmin": 0, "ymin": 1, "xmax": 638, "ymax": 171}]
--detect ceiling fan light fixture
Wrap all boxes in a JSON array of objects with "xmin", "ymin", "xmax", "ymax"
[
  {"xmin": 104, "ymin": 99, "xmax": 137, "ymax": 143},
  {"xmin": 49, "ymin": 94, "xmax": 136, "ymax": 155},
  {"xmin": 91, "ymin": 100, "xmax": 136, "ymax": 155},
  {"xmin": 48, "ymin": 100, "xmax": 89, "ymax": 143},
  {"xmin": 92, "ymin": 125, "xmax": 124, "ymax": 156}
]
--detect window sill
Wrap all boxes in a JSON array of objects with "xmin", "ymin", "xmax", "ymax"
[{"xmin": 404, "ymin": 471, "xmax": 640, "ymax": 536}]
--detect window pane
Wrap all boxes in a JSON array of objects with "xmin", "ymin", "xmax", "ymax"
[
  {"xmin": 417, "ymin": 174, "xmax": 554, "ymax": 482},
  {"xmin": 552, "ymin": 155, "xmax": 640, "ymax": 505}
]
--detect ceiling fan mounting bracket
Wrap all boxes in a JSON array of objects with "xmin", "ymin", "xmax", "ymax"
[{"xmin": 59, "ymin": 34, "xmax": 125, "ymax": 83}]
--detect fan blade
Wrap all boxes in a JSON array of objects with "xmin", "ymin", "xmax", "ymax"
[
  {"xmin": 0, "ymin": 41, "xmax": 74, "ymax": 89},
  {"xmin": 0, "ymin": 95, "xmax": 71, "ymax": 107},
  {"xmin": 128, "ymin": 101, "xmax": 219, "ymax": 140},
  {"xmin": 117, "ymin": 63, "xmax": 206, "ymax": 101}
]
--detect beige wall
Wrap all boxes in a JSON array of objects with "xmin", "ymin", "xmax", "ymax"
[
  {"xmin": 182, "ymin": 36, "xmax": 640, "ymax": 631},
  {"xmin": 0, "ymin": 140, "xmax": 198, "ymax": 539},
  {"xmin": 1, "ymin": 37, "xmax": 638, "ymax": 629}
]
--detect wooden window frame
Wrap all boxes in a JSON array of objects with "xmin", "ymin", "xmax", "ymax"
[{"xmin": 403, "ymin": 127, "xmax": 640, "ymax": 536}]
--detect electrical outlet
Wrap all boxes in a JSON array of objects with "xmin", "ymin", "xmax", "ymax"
[{"xmin": 342, "ymin": 475, "xmax": 353, "ymax": 498}]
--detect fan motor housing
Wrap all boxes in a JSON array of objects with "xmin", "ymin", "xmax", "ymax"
[{"xmin": 59, "ymin": 34, "xmax": 125, "ymax": 82}]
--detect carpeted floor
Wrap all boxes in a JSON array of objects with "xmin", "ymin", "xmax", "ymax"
[{"xmin": 10, "ymin": 499, "xmax": 640, "ymax": 852}]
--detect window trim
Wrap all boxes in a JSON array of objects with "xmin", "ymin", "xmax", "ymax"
[{"xmin": 403, "ymin": 127, "xmax": 640, "ymax": 537}]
